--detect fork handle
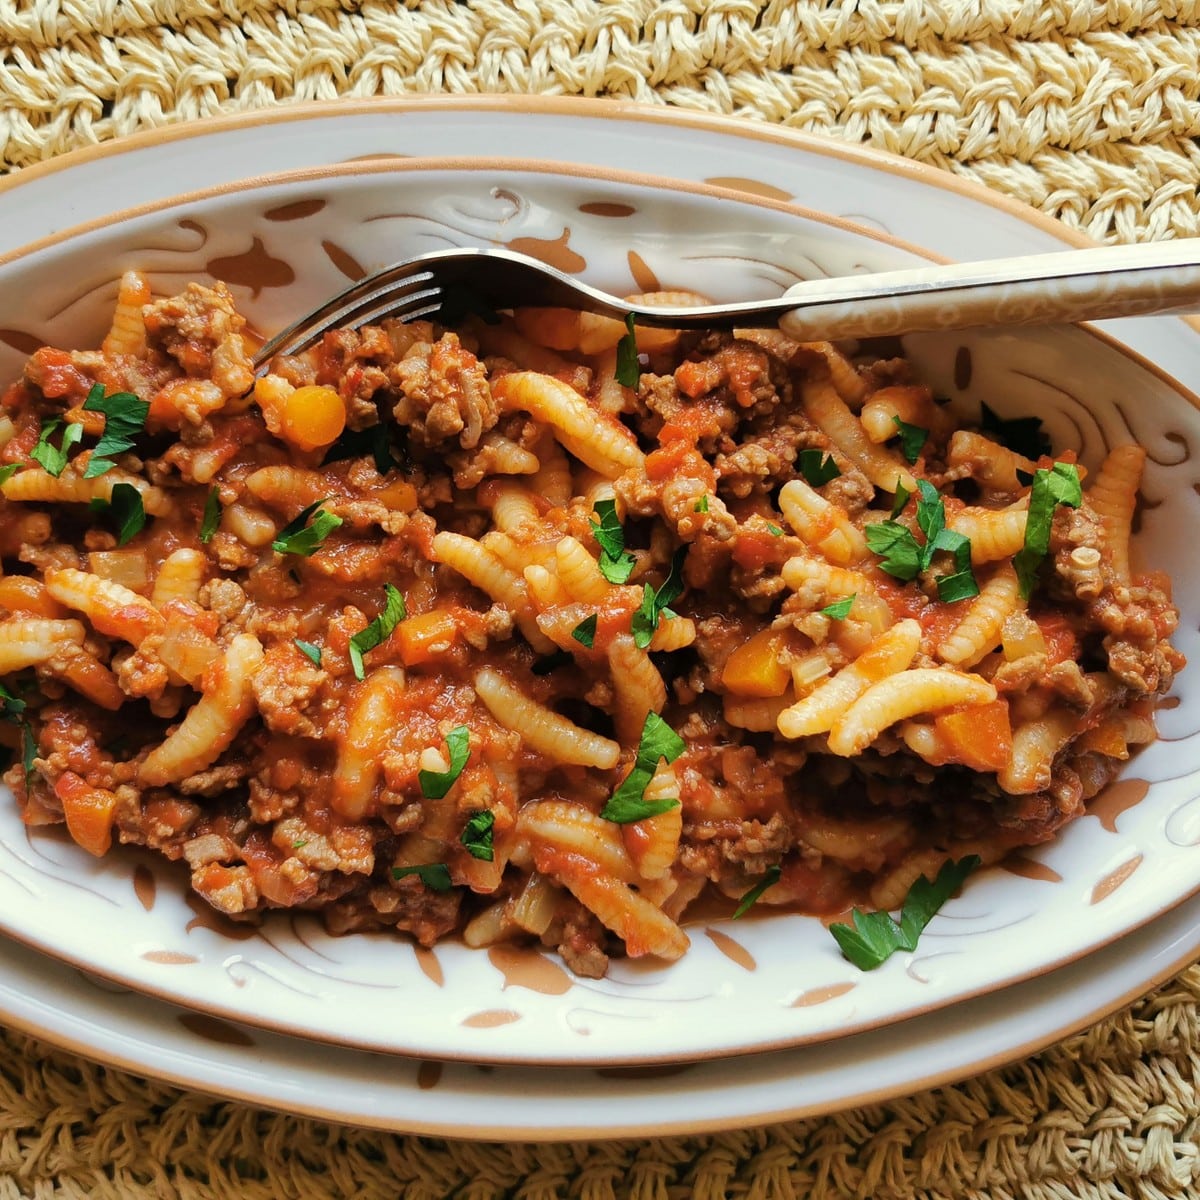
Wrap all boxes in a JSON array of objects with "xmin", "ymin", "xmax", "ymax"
[{"xmin": 770, "ymin": 239, "xmax": 1200, "ymax": 341}]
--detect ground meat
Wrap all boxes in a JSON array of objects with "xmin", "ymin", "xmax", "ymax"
[
  {"xmin": 714, "ymin": 415, "xmax": 823, "ymax": 497},
  {"xmin": 551, "ymin": 904, "xmax": 611, "ymax": 979},
  {"xmin": 391, "ymin": 332, "xmax": 497, "ymax": 450},
  {"xmin": 177, "ymin": 763, "xmax": 251, "ymax": 797},
  {"xmin": 250, "ymin": 646, "xmax": 326, "ymax": 738},
  {"xmin": 143, "ymin": 282, "xmax": 254, "ymax": 397},
  {"xmin": 325, "ymin": 876, "xmax": 462, "ymax": 946}
]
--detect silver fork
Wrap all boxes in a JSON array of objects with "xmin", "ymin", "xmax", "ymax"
[{"xmin": 252, "ymin": 241, "xmax": 1200, "ymax": 369}]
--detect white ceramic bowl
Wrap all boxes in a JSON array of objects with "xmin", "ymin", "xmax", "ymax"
[{"xmin": 1, "ymin": 158, "xmax": 1198, "ymax": 1066}]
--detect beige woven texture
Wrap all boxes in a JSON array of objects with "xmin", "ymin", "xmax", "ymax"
[{"xmin": 3, "ymin": 1, "xmax": 1200, "ymax": 1197}]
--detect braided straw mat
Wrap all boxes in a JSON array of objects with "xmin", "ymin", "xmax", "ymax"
[{"xmin": 4, "ymin": 2, "xmax": 1200, "ymax": 1197}]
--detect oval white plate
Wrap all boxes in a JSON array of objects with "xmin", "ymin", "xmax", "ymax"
[{"xmin": 1, "ymin": 108, "xmax": 1199, "ymax": 1078}]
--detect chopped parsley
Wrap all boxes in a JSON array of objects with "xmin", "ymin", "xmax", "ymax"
[
  {"xmin": 890, "ymin": 481, "xmax": 911, "ymax": 519},
  {"xmin": 615, "ymin": 312, "xmax": 640, "ymax": 389},
  {"xmin": 0, "ymin": 683, "xmax": 34, "ymax": 783},
  {"xmin": 601, "ymin": 712, "xmax": 685, "ymax": 824},
  {"xmin": 460, "ymin": 810, "xmax": 496, "ymax": 862},
  {"xmin": 391, "ymin": 863, "xmax": 453, "ymax": 891},
  {"xmin": 820, "ymin": 595, "xmax": 855, "ymax": 620},
  {"xmin": 1013, "ymin": 461, "xmax": 1083, "ymax": 599},
  {"xmin": 0, "ymin": 682, "xmax": 26, "ymax": 720},
  {"xmin": 694, "ymin": 494, "xmax": 709, "ymax": 514},
  {"xmin": 589, "ymin": 499, "xmax": 637, "ymax": 584},
  {"xmin": 31, "ymin": 417, "xmax": 83, "ymax": 477},
  {"xmin": 765, "ymin": 523, "xmax": 784, "ymax": 537},
  {"xmin": 980, "ymin": 401, "xmax": 1051, "ymax": 461},
  {"xmin": 797, "ymin": 449, "xmax": 841, "ymax": 487},
  {"xmin": 323, "ymin": 422, "xmax": 398, "ymax": 475},
  {"xmin": 292, "ymin": 840, "xmax": 308, "ymax": 850},
  {"xmin": 865, "ymin": 480, "xmax": 978, "ymax": 599},
  {"xmin": 732, "ymin": 865, "xmax": 781, "ymax": 919},
  {"xmin": 830, "ymin": 856, "xmax": 980, "ymax": 971},
  {"xmin": 0, "ymin": 464, "xmax": 19, "ymax": 486},
  {"xmin": 418, "ymin": 725, "xmax": 471, "ymax": 799},
  {"xmin": 934, "ymin": 551, "xmax": 980, "ymax": 603},
  {"xmin": 89, "ymin": 482, "xmax": 146, "ymax": 546},
  {"xmin": 272, "ymin": 499, "xmax": 343, "ymax": 557},
  {"xmin": 630, "ymin": 545, "xmax": 686, "ymax": 650},
  {"xmin": 892, "ymin": 415, "xmax": 928, "ymax": 465},
  {"xmin": 82, "ymin": 384, "xmax": 149, "ymax": 477},
  {"xmin": 348, "ymin": 584, "xmax": 406, "ymax": 681},
  {"xmin": 864, "ymin": 520, "xmax": 922, "ymax": 582},
  {"xmin": 199, "ymin": 486, "xmax": 221, "ymax": 543},
  {"xmin": 20, "ymin": 722, "xmax": 36, "ymax": 783},
  {"xmin": 571, "ymin": 613, "xmax": 598, "ymax": 649},
  {"xmin": 294, "ymin": 639, "xmax": 322, "ymax": 666}
]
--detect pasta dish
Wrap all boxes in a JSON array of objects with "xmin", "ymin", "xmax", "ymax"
[{"xmin": 0, "ymin": 272, "xmax": 1183, "ymax": 976}]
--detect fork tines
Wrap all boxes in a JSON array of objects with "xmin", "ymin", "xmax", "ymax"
[{"xmin": 253, "ymin": 266, "xmax": 443, "ymax": 368}]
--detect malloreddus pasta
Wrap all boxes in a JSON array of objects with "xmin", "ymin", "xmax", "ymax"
[{"xmin": 0, "ymin": 271, "xmax": 1183, "ymax": 976}]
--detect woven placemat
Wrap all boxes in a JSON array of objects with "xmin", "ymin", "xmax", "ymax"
[{"xmin": 3, "ymin": 2, "xmax": 1200, "ymax": 1197}]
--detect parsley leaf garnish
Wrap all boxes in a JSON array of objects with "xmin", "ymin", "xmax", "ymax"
[
  {"xmin": 615, "ymin": 313, "xmax": 640, "ymax": 389},
  {"xmin": 821, "ymin": 595, "xmax": 855, "ymax": 620},
  {"xmin": 914, "ymin": 479, "xmax": 945, "ymax": 553},
  {"xmin": 0, "ymin": 683, "xmax": 34, "ymax": 783},
  {"xmin": 31, "ymin": 417, "xmax": 83, "ymax": 477},
  {"xmin": 892, "ymin": 416, "xmax": 928, "ymax": 464},
  {"xmin": 630, "ymin": 545, "xmax": 686, "ymax": 650},
  {"xmin": 348, "ymin": 584, "xmax": 406, "ymax": 680},
  {"xmin": 590, "ymin": 499, "xmax": 637, "ymax": 584},
  {"xmin": 460, "ymin": 810, "xmax": 495, "ymax": 862},
  {"xmin": 1013, "ymin": 462, "xmax": 1083, "ymax": 599},
  {"xmin": 733, "ymin": 865, "xmax": 781, "ymax": 918},
  {"xmin": 199, "ymin": 486, "xmax": 221, "ymax": 543},
  {"xmin": 89, "ymin": 482, "xmax": 146, "ymax": 546},
  {"xmin": 0, "ymin": 682, "xmax": 26, "ymax": 720},
  {"xmin": 980, "ymin": 401, "xmax": 1051, "ymax": 461},
  {"xmin": 272, "ymin": 499, "xmax": 343, "ymax": 557},
  {"xmin": 694, "ymin": 494, "xmax": 709, "ymax": 514},
  {"xmin": 864, "ymin": 520, "xmax": 922, "ymax": 581},
  {"xmin": 294, "ymin": 639, "xmax": 322, "ymax": 666},
  {"xmin": 866, "ymin": 480, "xmax": 978, "ymax": 597},
  {"xmin": 830, "ymin": 855, "xmax": 980, "ymax": 970},
  {"xmin": 391, "ymin": 863, "xmax": 453, "ymax": 891},
  {"xmin": 890, "ymin": 481, "xmax": 911, "ymax": 518},
  {"xmin": 82, "ymin": 384, "xmax": 149, "ymax": 477},
  {"xmin": 20, "ymin": 721, "xmax": 36, "ymax": 783},
  {"xmin": 323, "ymin": 422, "xmax": 398, "ymax": 475},
  {"xmin": 571, "ymin": 613, "xmax": 598, "ymax": 649},
  {"xmin": 765, "ymin": 523, "xmax": 784, "ymax": 537},
  {"xmin": 798, "ymin": 449, "xmax": 841, "ymax": 487},
  {"xmin": 927, "ymin": 525, "xmax": 978, "ymax": 601},
  {"xmin": 601, "ymin": 712, "xmax": 685, "ymax": 824},
  {"xmin": 419, "ymin": 725, "xmax": 471, "ymax": 799}
]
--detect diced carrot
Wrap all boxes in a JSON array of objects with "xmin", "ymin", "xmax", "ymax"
[
  {"xmin": 0, "ymin": 577, "xmax": 66, "ymax": 618},
  {"xmin": 675, "ymin": 359, "xmax": 724, "ymax": 399},
  {"xmin": 278, "ymin": 385, "xmax": 347, "ymax": 451},
  {"xmin": 375, "ymin": 480, "xmax": 418, "ymax": 512},
  {"xmin": 54, "ymin": 771, "xmax": 117, "ymax": 857},
  {"xmin": 396, "ymin": 609, "xmax": 459, "ymax": 666},
  {"xmin": 933, "ymin": 699, "xmax": 1013, "ymax": 773},
  {"xmin": 721, "ymin": 628, "xmax": 791, "ymax": 698}
]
